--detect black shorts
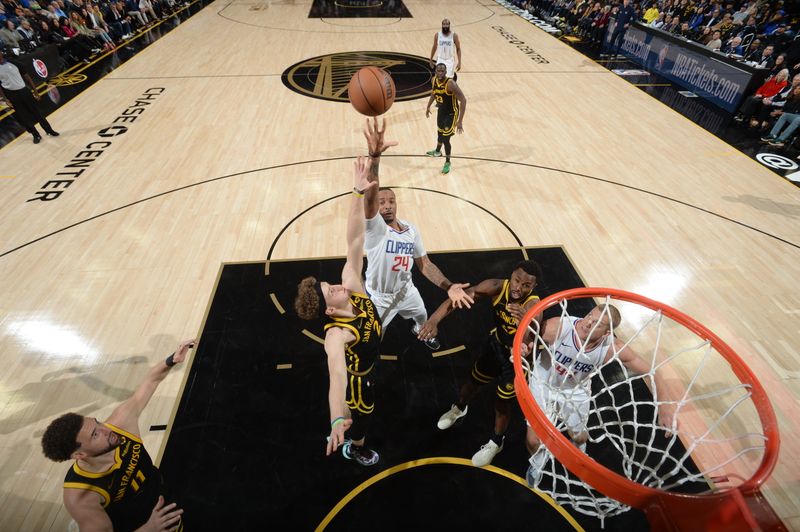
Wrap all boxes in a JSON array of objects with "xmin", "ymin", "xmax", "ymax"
[
  {"xmin": 470, "ymin": 336, "xmax": 516, "ymax": 400},
  {"xmin": 437, "ymin": 108, "xmax": 458, "ymax": 137},
  {"xmin": 346, "ymin": 366, "xmax": 374, "ymax": 415}
]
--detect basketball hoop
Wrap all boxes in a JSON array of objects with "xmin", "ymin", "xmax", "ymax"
[{"xmin": 512, "ymin": 288, "xmax": 783, "ymax": 531}]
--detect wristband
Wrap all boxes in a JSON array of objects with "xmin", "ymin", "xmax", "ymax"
[
  {"xmin": 331, "ymin": 416, "xmax": 345, "ymax": 428},
  {"xmin": 369, "ymin": 152, "xmax": 381, "ymax": 158},
  {"xmin": 352, "ymin": 187, "xmax": 364, "ymax": 197},
  {"xmin": 165, "ymin": 353, "xmax": 176, "ymax": 367}
]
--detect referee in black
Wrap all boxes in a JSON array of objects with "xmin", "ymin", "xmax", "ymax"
[{"xmin": 0, "ymin": 48, "xmax": 59, "ymax": 144}]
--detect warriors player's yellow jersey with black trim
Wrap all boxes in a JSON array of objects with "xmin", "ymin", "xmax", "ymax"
[
  {"xmin": 63, "ymin": 424, "xmax": 182, "ymax": 532},
  {"xmin": 432, "ymin": 77, "xmax": 458, "ymax": 115},
  {"xmin": 324, "ymin": 292, "xmax": 382, "ymax": 375},
  {"xmin": 492, "ymin": 280, "xmax": 539, "ymax": 348}
]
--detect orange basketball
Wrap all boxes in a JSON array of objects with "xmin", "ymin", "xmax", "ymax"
[{"xmin": 347, "ymin": 67, "xmax": 395, "ymax": 117}]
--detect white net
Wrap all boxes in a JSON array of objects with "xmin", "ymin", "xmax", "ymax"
[{"xmin": 518, "ymin": 295, "xmax": 769, "ymax": 526}]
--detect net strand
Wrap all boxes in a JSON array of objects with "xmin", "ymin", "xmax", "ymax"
[{"xmin": 522, "ymin": 294, "xmax": 768, "ymax": 524}]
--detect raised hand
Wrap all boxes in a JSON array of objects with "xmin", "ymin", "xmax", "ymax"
[
  {"xmin": 327, "ymin": 418, "xmax": 353, "ymax": 455},
  {"xmin": 447, "ymin": 283, "xmax": 474, "ymax": 309},
  {"xmin": 141, "ymin": 496, "xmax": 183, "ymax": 532},
  {"xmin": 364, "ymin": 117, "xmax": 398, "ymax": 156},
  {"xmin": 171, "ymin": 339, "xmax": 196, "ymax": 365},
  {"xmin": 353, "ymin": 156, "xmax": 378, "ymax": 194},
  {"xmin": 416, "ymin": 319, "xmax": 438, "ymax": 341}
]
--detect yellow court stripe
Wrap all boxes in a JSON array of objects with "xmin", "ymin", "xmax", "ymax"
[
  {"xmin": 379, "ymin": 355, "xmax": 397, "ymax": 361},
  {"xmin": 276, "ymin": 363, "xmax": 292, "ymax": 370},
  {"xmin": 270, "ymin": 293, "xmax": 285, "ymax": 314},
  {"xmin": 302, "ymin": 329, "xmax": 325, "ymax": 344},
  {"xmin": 314, "ymin": 457, "xmax": 584, "ymax": 531},
  {"xmin": 0, "ymin": 175, "xmax": 15, "ymax": 179}
]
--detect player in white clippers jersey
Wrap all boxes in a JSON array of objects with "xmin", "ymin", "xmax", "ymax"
[
  {"xmin": 361, "ymin": 117, "xmax": 472, "ymax": 350},
  {"xmin": 430, "ymin": 18, "xmax": 462, "ymax": 80},
  {"xmin": 523, "ymin": 304, "xmax": 678, "ymax": 486}
]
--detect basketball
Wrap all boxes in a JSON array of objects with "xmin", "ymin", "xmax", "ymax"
[{"xmin": 347, "ymin": 67, "xmax": 395, "ymax": 116}]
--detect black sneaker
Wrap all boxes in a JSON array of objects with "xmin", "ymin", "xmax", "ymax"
[{"xmin": 342, "ymin": 442, "xmax": 379, "ymax": 466}]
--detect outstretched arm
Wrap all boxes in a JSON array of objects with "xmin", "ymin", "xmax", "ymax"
[
  {"xmin": 341, "ymin": 156, "xmax": 377, "ymax": 293},
  {"xmin": 363, "ymin": 117, "xmax": 398, "ymax": 220},
  {"xmin": 107, "ymin": 339, "xmax": 196, "ymax": 434},
  {"xmin": 448, "ymin": 79, "xmax": 467, "ymax": 133},
  {"xmin": 324, "ymin": 327, "xmax": 354, "ymax": 455},
  {"xmin": 415, "ymin": 254, "xmax": 474, "ymax": 308},
  {"xmin": 417, "ymin": 278, "xmax": 504, "ymax": 341},
  {"xmin": 615, "ymin": 341, "xmax": 678, "ymax": 433}
]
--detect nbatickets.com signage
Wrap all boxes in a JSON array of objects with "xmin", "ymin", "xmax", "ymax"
[{"xmin": 281, "ymin": 52, "xmax": 432, "ymax": 104}]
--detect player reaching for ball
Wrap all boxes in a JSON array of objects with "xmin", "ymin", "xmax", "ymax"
[
  {"xmin": 361, "ymin": 117, "xmax": 473, "ymax": 350},
  {"xmin": 425, "ymin": 63, "xmax": 466, "ymax": 175},
  {"xmin": 294, "ymin": 155, "xmax": 382, "ymax": 467}
]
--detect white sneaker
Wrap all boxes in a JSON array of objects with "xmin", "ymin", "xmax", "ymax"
[
  {"xmin": 526, "ymin": 446, "xmax": 548, "ymax": 487},
  {"xmin": 471, "ymin": 439, "xmax": 503, "ymax": 467},
  {"xmin": 437, "ymin": 404, "xmax": 467, "ymax": 430}
]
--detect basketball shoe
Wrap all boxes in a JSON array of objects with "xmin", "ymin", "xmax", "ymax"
[
  {"xmin": 526, "ymin": 446, "xmax": 548, "ymax": 487},
  {"xmin": 342, "ymin": 441, "xmax": 379, "ymax": 466},
  {"xmin": 472, "ymin": 438, "xmax": 503, "ymax": 467},
  {"xmin": 437, "ymin": 404, "xmax": 468, "ymax": 430},
  {"xmin": 426, "ymin": 149, "xmax": 442, "ymax": 157}
]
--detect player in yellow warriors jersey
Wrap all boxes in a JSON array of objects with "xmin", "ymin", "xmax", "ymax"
[
  {"xmin": 425, "ymin": 63, "xmax": 467, "ymax": 174},
  {"xmin": 41, "ymin": 339, "xmax": 194, "ymax": 531},
  {"xmin": 418, "ymin": 260, "xmax": 543, "ymax": 467},
  {"xmin": 294, "ymin": 152, "xmax": 383, "ymax": 467}
]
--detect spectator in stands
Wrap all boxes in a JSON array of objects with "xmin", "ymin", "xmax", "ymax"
[
  {"xmin": 0, "ymin": 18, "xmax": 23, "ymax": 48},
  {"xmin": 735, "ymin": 15, "xmax": 757, "ymax": 41},
  {"xmin": 759, "ymin": 10, "xmax": 785, "ymax": 38},
  {"xmin": 649, "ymin": 12, "xmax": 666, "ymax": 29},
  {"xmin": 745, "ymin": 38, "xmax": 763, "ymax": 60},
  {"xmin": 16, "ymin": 17, "xmax": 37, "ymax": 50},
  {"xmin": 766, "ymin": 24, "xmax": 792, "ymax": 54},
  {"xmin": 701, "ymin": 5, "xmax": 723, "ymax": 30},
  {"xmin": 734, "ymin": 68, "xmax": 790, "ymax": 127},
  {"xmin": 731, "ymin": 4, "xmax": 751, "ymax": 25},
  {"xmin": 138, "ymin": 0, "xmax": 157, "ymax": 23},
  {"xmin": 576, "ymin": 2, "xmax": 601, "ymax": 37},
  {"xmin": 752, "ymin": 44, "xmax": 776, "ymax": 69},
  {"xmin": 751, "ymin": 72, "xmax": 800, "ymax": 132},
  {"xmin": 104, "ymin": 1, "xmax": 132, "ymax": 41},
  {"xmin": 721, "ymin": 35, "xmax": 744, "ymax": 55},
  {"xmin": 711, "ymin": 12, "xmax": 734, "ymax": 37},
  {"xmin": 124, "ymin": 0, "xmax": 147, "ymax": 27},
  {"xmin": 760, "ymin": 84, "xmax": 800, "ymax": 147},
  {"xmin": 643, "ymin": 2, "xmax": 659, "ymax": 24},
  {"xmin": 80, "ymin": 6, "xmax": 113, "ymax": 50},
  {"xmin": 706, "ymin": 29, "xmax": 722, "ymax": 49},
  {"xmin": 48, "ymin": 0, "xmax": 66, "ymax": 20},
  {"xmin": 665, "ymin": 14, "xmax": 681, "ymax": 33},
  {"xmin": 766, "ymin": 53, "xmax": 788, "ymax": 77},
  {"xmin": 676, "ymin": 21, "xmax": 693, "ymax": 38},
  {"xmin": 697, "ymin": 25, "xmax": 714, "ymax": 44},
  {"xmin": 590, "ymin": 4, "xmax": 612, "ymax": 45}
]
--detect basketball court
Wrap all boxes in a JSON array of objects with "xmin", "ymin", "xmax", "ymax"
[{"xmin": 1, "ymin": 0, "xmax": 798, "ymax": 529}]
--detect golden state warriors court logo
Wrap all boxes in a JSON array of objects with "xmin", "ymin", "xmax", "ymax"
[{"xmin": 282, "ymin": 52, "xmax": 432, "ymax": 103}]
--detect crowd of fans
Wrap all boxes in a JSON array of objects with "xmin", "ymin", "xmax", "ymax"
[
  {"xmin": 510, "ymin": 0, "xmax": 800, "ymax": 147},
  {"xmin": 1, "ymin": 0, "xmax": 188, "ymax": 67}
]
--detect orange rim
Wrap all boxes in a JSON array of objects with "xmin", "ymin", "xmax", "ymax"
[{"xmin": 512, "ymin": 287, "xmax": 780, "ymax": 510}]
